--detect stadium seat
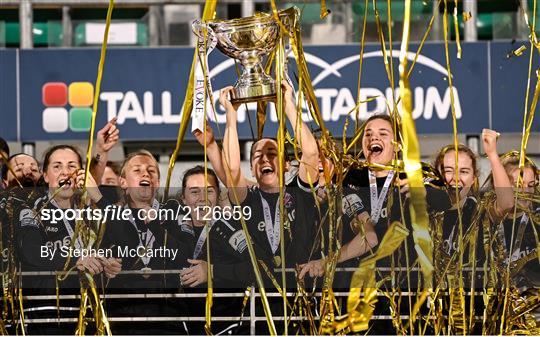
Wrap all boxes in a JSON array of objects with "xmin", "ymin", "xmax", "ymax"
[
  {"xmin": 352, "ymin": 0, "xmax": 432, "ymax": 22},
  {"xmin": 4, "ymin": 21, "xmax": 62, "ymax": 46},
  {"xmin": 74, "ymin": 21, "xmax": 148, "ymax": 46},
  {"xmin": 450, "ymin": 12, "xmax": 515, "ymax": 40}
]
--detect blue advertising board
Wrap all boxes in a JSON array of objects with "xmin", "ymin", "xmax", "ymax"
[
  {"xmin": 0, "ymin": 49, "xmax": 18, "ymax": 141},
  {"xmin": 0, "ymin": 41, "xmax": 538, "ymax": 142},
  {"xmin": 490, "ymin": 42, "xmax": 540, "ymax": 133},
  {"xmin": 205, "ymin": 42, "xmax": 489, "ymax": 138},
  {"xmin": 19, "ymin": 48, "xmax": 194, "ymax": 142}
]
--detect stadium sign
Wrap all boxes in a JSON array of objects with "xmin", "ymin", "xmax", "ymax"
[
  {"xmin": 205, "ymin": 43, "xmax": 483, "ymax": 137},
  {"xmin": 206, "ymin": 49, "xmax": 463, "ymax": 126},
  {"xmin": 5, "ymin": 42, "xmax": 538, "ymax": 142}
]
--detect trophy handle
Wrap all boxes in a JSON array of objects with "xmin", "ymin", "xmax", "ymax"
[{"xmin": 191, "ymin": 20, "xmax": 215, "ymax": 40}]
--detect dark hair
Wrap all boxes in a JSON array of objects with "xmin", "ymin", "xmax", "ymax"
[
  {"xmin": 42, "ymin": 145, "xmax": 83, "ymax": 172},
  {"xmin": 363, "ymin": 114, "xmax": 401, "ymax": 143},
  {"xmin": 181, "ymin": 165, "xmax": 220, "ymax": 196},
  {"xmin": 433, "ymin": 144, "xmax": 479, "ymax": 192},
  {"xmin": 0, "ymin": 137, "xmax": 9, "ymax": 158},
  {"xmin": 0, "ymin": 138, "xmax": 9, "ymax": 182},
  {"xmin": 1, "ymin": 153, "xmax": 39, "ymax": 179},
  {"xmin": 365, "ymin": 113, "xmax": 394, "ymax": 125},
  {"xmin": 250, "ymin": 137, "xmax": 278, "ymax": 163},
  {"xmin": 106, "ymin": 161, "xmax": 121, "ymax": 176}
]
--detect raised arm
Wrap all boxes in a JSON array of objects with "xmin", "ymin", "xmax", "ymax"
[
  {"xmin": 282, "ymin": 81, "xmax": 319, "ymax": 185},
  {"xmin": 482, "ymin": 128, "xmax": 513, "ymax": 219},
  {"xmin": 193, "ymin": 124, "xmax": 228, "ymax": 186},
  {"xmin": 91, "ymin": 118, "xmax": 119, "ymax": 184},
  {"xmin": 220, "ymin": 87, "xmax": 248, "ymax": 204}
]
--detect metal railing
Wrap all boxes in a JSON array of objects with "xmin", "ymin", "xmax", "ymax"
[{"xmin": 2, "ymin": 267, "xmax": 488, "ymax": 334}]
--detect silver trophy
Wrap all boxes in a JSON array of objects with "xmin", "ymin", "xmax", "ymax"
[{"xmin": 193, "ymin": 11, "xmax": 289, "ymax": 104}]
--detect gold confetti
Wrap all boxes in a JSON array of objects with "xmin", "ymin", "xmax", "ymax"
[
  {"xmin": 510, "ymin": 45, "xmax": 528, "ymax": 58},
  {"xmin": 320, "ymin": 0, "xmax": 330, "ymax": 19}
]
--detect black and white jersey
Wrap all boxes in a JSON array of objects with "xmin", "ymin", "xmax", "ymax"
[
  {"xmin": 101, "ymin": 200, "xmax": 192, "ymax": 291},
  {"xmin": 209, "ymin": 217, "xmax": 261, "ymax": 288},
  {"xmin": 1, "ymin": 187, "xmax": 41, "ymax": 273},
  {"xmin": 343, "ymin": 166, "xmax": 451, "ymax": 287},
  {"xmin": 161, "ymin": 199, "xmax": 208, "ymax": 261},
  {"xmin": 496, "ymin": 210, "xmax": 539, "ymax": 288},
  {"xmin": 0, "ymin": 191, "xmax": 10, "ymax": 273},
  {"xmin": 440, "ymin": 196, "xmax": 479, "ymax": 259},
  {"xmin": 211, "ymin": 176, "xmax": 320, "ymax": 288},
  {"xmin": 238, "ymin": 176, "xmax": 320, "ymax": 269},
  {"xmin": 16, "ymin": 193, "xmax": 98, "ymax": 291},
  {"xmin": 344, "ymin": 167, "xmax": 451, "ymax": 238}
]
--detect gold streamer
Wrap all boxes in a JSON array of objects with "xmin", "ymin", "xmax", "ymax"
[
  {"xmin": 83, "ymin": 0, "xmax": 114, "ymax": 187},
  {"xmin": 398, "ymin": 0, "xmax": 433, "ymax": 284},
  {"xmin": 285, "ymin": 7, "xmax": 329, "ymax": 136},
  {"xmin": 354, "ymin": 0, "xmax": 369, "ymax": 140},
  {"xmin": 275, "ymin": 28, "xmax": 289, "ymax": 336},
  {"xmin": 74, "ymin": 0, "xmax": 114, "ymax": 333},
  {"xmin": 337, "ymin": 222, "xmax": 409, "ymax": 334},
  {"xmin": 406, "ymin": 0, "xmax": 442, "ymax": 79},
  {"xmin": 319, "ymin": 0, "xmax": 330, "ymax": 19},
  {"xmin": 442, "ymin": 0, "xmax": 467, "ymax": 332},
  {"xmin": 452, "ymin": 0, "xmax": 462, "ymax": 59},
  {"xmin": 518, "ymin": 26, "xmax": 539, "ymax": 194},
  {"xmin": 75, "ymin": 286, "xmax": 89, "ymax": 335},
  {"xmin": 17, "ymin": 288, "xmax": 25, "ymax": 336},
  {"xmin": 164, "ymin": 1, "xmax": 217, "ymax": 199}
]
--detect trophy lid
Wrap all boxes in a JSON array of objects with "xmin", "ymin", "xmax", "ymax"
[
  {"xmin": 207, "ymin": 12, "xmax": 277, "ymax": 34},
  {"xmin": 208, "ymin": 12, "xmax": 271, "ymax": 25},
  {"xmin": 194, "ymin": 8, "xmax": 298, "ymax": 57}
]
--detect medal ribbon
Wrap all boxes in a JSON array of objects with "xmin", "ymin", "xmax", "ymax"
[
  {"xmin": 125, "ymin": 199, "xmax": 159, "ymax": 267},
  {"xmin": 260, "ymin": 192, "xmax": 281, "ymax": 254},
  {"xmin": 193, "ymin": 221, "xmax": 214, "ymax": 260},
  {"xmin": 368, "ymin": 169, "xmax": 395, "ymax": 224}
]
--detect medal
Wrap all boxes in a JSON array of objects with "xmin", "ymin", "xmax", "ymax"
[
  {"xmin": 273, "ymin": 255, "xmax": 282, "ymax": 267},
  {"xmin": 126, "ymin": 201, "xmax": 158, "ymax": 278},
  {"xmin": 368, "ymin": 170, "xmax": 395, "ymax": 224},
  {"xmin": 141, "ymin": 266, "xmax": 152, "ymax": 279}
]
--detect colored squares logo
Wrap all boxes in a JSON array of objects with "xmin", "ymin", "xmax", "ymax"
[
  {"xmin": 42, "ymin": 82, "xmax": 67, "ymax": 106},
  {"xmin": 42, "ymin": 81, "xmax": 93, "ymax": 133},
  {"xmin": 69, "ymin": 82, "xmax": 93, "ymax": 107},
  {"xmin": 43, "ymin": 108, "xmax": 68, "ymax": 133},
  {"xmin": 69, "ymin": 107, "xmax": 92, "ymax": 131}
]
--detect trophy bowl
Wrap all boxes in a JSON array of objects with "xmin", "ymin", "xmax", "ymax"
[{"xmin": 194, "ymin": 13, "xmax": 280, "ymax": 104}]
